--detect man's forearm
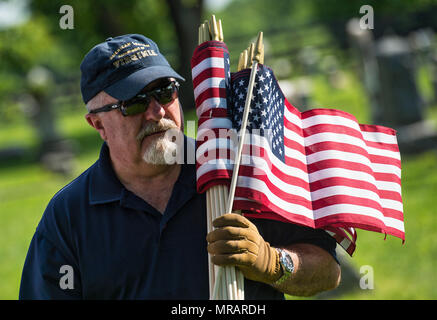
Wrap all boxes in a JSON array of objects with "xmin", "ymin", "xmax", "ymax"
[{"xmin": 271, "ymin": 243, "xmax": 341, "ymax": 297}]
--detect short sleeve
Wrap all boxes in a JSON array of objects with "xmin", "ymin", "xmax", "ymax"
[{"xmin": 19, "ymin": 230, "xmax": 82, "ymax": 300}]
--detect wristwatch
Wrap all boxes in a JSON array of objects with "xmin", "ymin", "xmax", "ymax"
[{"xmin": 275, "ymin": 248, "xmax": 294, "ymax": 285}]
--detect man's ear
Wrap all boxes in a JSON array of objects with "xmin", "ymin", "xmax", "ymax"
[{"xmin": 85, "ymin": 113, "xmax": 107, "ymax": 141}]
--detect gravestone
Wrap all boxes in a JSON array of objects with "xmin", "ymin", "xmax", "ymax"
[
  {"xmin": 347, "ymin": 18, "xmax": 437, "ymax": 153},
  {"xmin": 26, "ymin": 66, "xmax": 74, "ymax": 175},
  {"xmin": 374, "ymin": 35, "xmax": 424, "ymax": 127}
]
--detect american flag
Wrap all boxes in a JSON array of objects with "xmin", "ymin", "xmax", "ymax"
[{"xmin": 191, "ymin": 41, "xmax": 404, "ymax": 256}]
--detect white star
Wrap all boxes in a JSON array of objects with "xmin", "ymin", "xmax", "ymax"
[
  {"xmin": 238, "ymin": 93, "xmax": 244, "ymax": 100},
  {"xmin": 259, "ymin": 74, "xmax": 265, "ymax": 82},
  {"xmin": 239, "ymin": 80, "xmax": 244, "ymax": 87}
]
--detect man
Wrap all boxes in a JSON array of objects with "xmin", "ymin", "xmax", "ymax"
[{"xmin": 19, "ymin": 34, "xmax": 340, "ymax": 299}]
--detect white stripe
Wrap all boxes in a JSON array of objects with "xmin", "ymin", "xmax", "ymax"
[
  {"xmin": 284, "ymin": 107, "xmax": 302, "ymax": 127},
  {"xmin": 366, "ymin": 145, "xmax": 401, "ymax": 160},
  {"xmin": 196, "ymin": 138, "xmax": 237, "ymax": 162},
  {"xmin": 311, "ymin": 185, "xmax": 382, "ymax": 205},
  {"xmin": 309, "ymin": 167, "xmax": 375, "ymax": 184},
  {"xmin": 191, "ymin": 57, "xmax": 224, "ymax": 79},
  {"xmin": 304, "ymin": 132, "xmax": 367, "ymax": 149},
  {"xmin": 314, "ymin": 203, "xmax": 385, "ymax": 221},
  {"xmin": 302, "ymin": 114, "xmax": 361, "ymax": 131},
  {"xmin": 284, "ymin": 146, "xmax": 307, "ymax": 165},
  {"xmin": 238, "ymin": 154, "xmax": 311, "ymax": 201},
  {"xmin": 306, "ymin": 150, "xmax": 372, "ymax": 167},
  {"xmin": 193, "ymin": 77, "xmax": 226, "ymax": 99},
  {"xmin": 283, "ymin": 126, "xmax": 305, "ymax": 144},
  {"xmin": 382, "ymin": 216, "xmax": 405, "ymax": 232},
  {"xmin": 380, "ymin": 198, "xmax": 403, "ymax": 212},
  {"xmin": 196, "ymin": 137, "xmax": 309, "ymax": 184},
  {"xmin": 196, "ymin": 97, "xmax": 227, "ymax": 118},
  {"xmin": 236, "ymin": 176, "xmax": 314, "ymax": 218},
  {"xmin": 370, "ymin": 163, "xmax": 401, "ymax": 178},
  {"xmin": 362, "ymin": 131, "xmax": 398, "ymax": 144},
  {"xmin": 197, "ymin": 118, "xmax": 233, "ymax": 131},
  {"xmin": 375, "ymin": 180, "xmax": 402, "ymax": 194},
  {"xmin": 340, "ymin": 238, "xmax": 352, "ymax": 251}
]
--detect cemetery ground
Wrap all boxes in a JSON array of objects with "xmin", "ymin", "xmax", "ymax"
[{"xmin": 0, "ymin": 70, "xmax": 436, "ymax": 300}]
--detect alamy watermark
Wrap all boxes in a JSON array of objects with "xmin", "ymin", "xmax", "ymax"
[
  {"xmin": 59, "ymin": 5, "xmax": 74, "ymax": 30},
  {"xmin": 359, "ymin": 5, "xmax": 374, "ymax": 30},
  {"xmin": 59, "ymin": 264, "xmax": 74, "ymax": 290},
  {"xmin": 359, "ymin": 265, "xmax": 374, "ymax": 290}
]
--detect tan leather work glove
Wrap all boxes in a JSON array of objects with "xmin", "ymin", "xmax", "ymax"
[{"xmin": 206, "ymin": 213, "xmax": 282, "ymax": 284}]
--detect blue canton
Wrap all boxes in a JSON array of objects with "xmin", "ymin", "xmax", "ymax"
[{"xmin": 230, "ymin": 66, "xmax": 285, "ymax": 162}]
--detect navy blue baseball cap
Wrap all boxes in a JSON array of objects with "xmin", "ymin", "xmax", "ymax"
[{"xmin": 80, "ymin": 34, "xmax": 185, "ymax": 104}]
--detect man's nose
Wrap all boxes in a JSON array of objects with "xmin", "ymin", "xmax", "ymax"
[{"xmin": 143, "ymin": 98, "xmax": 166, "ymax": 121}]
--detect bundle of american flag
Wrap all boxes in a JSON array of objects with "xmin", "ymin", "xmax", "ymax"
[{"xmin": 192, "ymin": 17, "xmax": 404, "ymax": 299}]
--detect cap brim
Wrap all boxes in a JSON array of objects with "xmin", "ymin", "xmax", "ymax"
[{"xmin": 104, "ymin": 66, "xmax": 185, "ymax": 101}]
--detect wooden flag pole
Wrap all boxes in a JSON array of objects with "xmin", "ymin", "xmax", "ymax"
[
  {"xmin": 197, "ymin": 15, "xmax": 242, "ymax": 300},
  {"xmin": 196, "ymin": 16, "xmax": 264, "ymax": 300},
  {"xmin": 226, "ymin": 31, "xmax": 263, "ymax": 213},
  {"xmin": 212, "ymin": 31, "xmax": 264, "ymax": 301}
]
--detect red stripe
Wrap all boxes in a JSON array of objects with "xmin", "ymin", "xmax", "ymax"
[
  {"xmin": 191, "ymin": 47, "xmax": 226, "ymax": 68},
  {"xmin": 310, "ymin": 176, "xmax": 379, "ymax": 194},
  {"xmin": 379, "ymin": 189, "xmax": 402, "ymax": 202},
  {"xmin": 382, "ymin": 208, "xmax": 404, "ymax": 220},
  {"xmin": 284, "ymin": 98, "xmax": 301, "ymax": 117},
  {"xmin": 383, "ymin": 227, "xmax": 405, "ymax": 241},
  {"xmin": 307, "ymin": 159, "xmax": 374, "ymax": 176},
  {"xmin": 283, "ymin": 136, "xmax": 305, "ymax": 155},
  {"xmin": 302, "ymin": 108, "xmax": 358, "ymax": 122},
  {"xmin": 364, "ymin": 140, "xmax": 400, "ymax": 152},
  {"xmin": 284, "ymin": 117, "xmax": 304, "ymax": 136},
  {"xmin": 360, "ymin": 123, "xmax": 397, "ymax": 136},
  {"xmin": 238, "ymin": 163, "xmax": 310, "ymax": 193},
  {"xmin": 197, "ymin": 108, "xmax": 229, "ymax": 126},
  {"xmin": 195, "ymin": 87, "xmax": 227, "ymax": 107},
  {"xmin": 368, "ymin": 154, "xmax": 401, "ymax": 167},
  {"xmin": 234, "ymin": 190, "xmax": 316, "ymax": 227},
  {"xmin": 303, "ymin": 123, "xmax": 363, "ymax": 140},
  {"xmin": 312, "ymin": 194, "xmax": 383, "ymax": 211},
  {"xmin": 374, "ymin": 172, "xmax": 401, "ymax": 184},
  {"xmin": 197, "ymin": 171, "xmax": 232, "ymax": 193},
  {"xmin": 196, "ymin": 144, "xmax": 309, "ymax": 190},
  {"xmin": 236, "ymin": 170, "xmax": 312, "ymax": 209},
  {"xmin": 314, "ymin": 214, "xmax": 385, "ymax": 233},
  {"xmin": 305, "ymin": 141, "xmax": 368, "ymax": 157},
  {"xmin": 192, "ymin": 67, "xmax": 225, "ymax": 89}
]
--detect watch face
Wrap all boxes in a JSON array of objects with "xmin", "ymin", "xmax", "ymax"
[{"xmin": 281, "ymin": 251, "xmax": 294, "ymax": 273}]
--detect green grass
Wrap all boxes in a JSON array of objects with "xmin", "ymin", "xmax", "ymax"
[{"xmin": 1, "ymin": 69, "xmax": 437, "ymax": 300}]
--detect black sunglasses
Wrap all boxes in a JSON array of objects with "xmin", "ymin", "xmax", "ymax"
[{"xmin": 89, "ymin": 81, "xmax": 180, "ymax": 117}]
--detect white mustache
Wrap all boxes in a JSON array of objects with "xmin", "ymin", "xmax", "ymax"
[{"xmin": 136, "ymin": 118, "xmax": 179, "ymax": 142}]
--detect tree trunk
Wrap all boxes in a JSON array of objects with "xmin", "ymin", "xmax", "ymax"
[{"xmin": 166, "ymin": 0, "xmax": 203, "ymax": 111}]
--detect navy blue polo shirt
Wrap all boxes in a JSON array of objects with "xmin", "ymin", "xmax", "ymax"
[{"xmin": 19, "ymin": 141, "xmax": 337, "ymax": 300}]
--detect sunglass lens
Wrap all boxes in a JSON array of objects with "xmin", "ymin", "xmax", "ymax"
[
  {"xmin": 156, "ymin": 87, "xmax": 175, "ymax": 104},
  {"xmin": 123, "ymin": 103, "xmax": 147, "ymax": 116}
]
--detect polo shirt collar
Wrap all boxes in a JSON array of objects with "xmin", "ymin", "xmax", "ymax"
[{"xmin": 89, "ymin": 142, "xmax": 124, "ymax": 205}]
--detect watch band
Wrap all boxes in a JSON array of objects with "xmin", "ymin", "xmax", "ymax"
[{"xmin": 274, "ymin": 248, "xmax": 294, "ymax": 285}]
